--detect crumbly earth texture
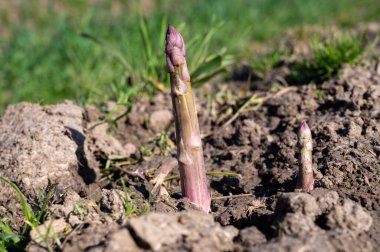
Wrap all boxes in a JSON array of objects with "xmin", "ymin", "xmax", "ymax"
[{"xmin": 1, "ymin": 41, "xmax": 380, "ymax": 251}]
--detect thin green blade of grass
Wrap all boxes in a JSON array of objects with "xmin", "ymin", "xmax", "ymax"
[
  {"xmin": 159, "ymin": 17, "xmax": 168, "ymax": 48},
  {"xmin": 192, "ymin": 53, "xmax": 235, "ymax": 86},
  {"xmin": 0, "ymin": 221, "xmax": 21, "ymax": 244},
  {"xmin": 80, "ymin": 32, "xmax": 134, "ymax": 74},
  {"xmin": 120, "ymin": 179, "xmax": 133, "ymax": 216},
  {"xmin": 138, "ymin": 16, "xmax": 169, "ymax": 89},
  {"xmin": 138, "ymin": 15, "xmax": 155, "ymax": 74},
  {"xmin": 0, "ymin": 176, "xmax": 37, "ymax": 227},
  {"xmin": 191, "ymin": 54, "xmax": 225, "ymax": 79},
  {"xmin": 0, "ymin": 235, "xmax": 5, "ymax": 252},
  {"xmin": 36, "ymin": 186, "xmax": 56, "ymax": 223},
  {"xmin": 188, "ymin": 22, "xmax": 223, "ymax": 72}
]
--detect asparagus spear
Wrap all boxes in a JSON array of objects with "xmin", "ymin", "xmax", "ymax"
[
  {"xmin": 296, "ymin": 121, "xmax": 314, "ymax": 192},
  {"xmin": 165, "ymin": 25, "xmax": 211, "ymax": 212}
]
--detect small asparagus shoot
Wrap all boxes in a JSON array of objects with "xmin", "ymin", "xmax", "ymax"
[
  {"xmin": 296, "ymin": 121, "xmax": 314, "ymax": 192},
  {"xmin": 165, "ymin": 25, "xmax": 211, "ymax": 212}
]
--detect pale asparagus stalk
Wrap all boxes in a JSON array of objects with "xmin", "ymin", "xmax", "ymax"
[
  {"xmin": 296, "ymin": 121, "xmax": 314, "ymax": 192},
  {"xmin": 165, "ymin": 25, "xmax": 210, "ymax": 212}
]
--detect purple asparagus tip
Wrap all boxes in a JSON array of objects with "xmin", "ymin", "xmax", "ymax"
[
  {"xmin": 299, "ymin": 120, "xmax": 311, "ymax": 135},
  {"xmin": 166, "ymin": 25, "xmax": 185, "ymax": 55},
  {"xmin": 166, "ymin": 25, "xmax": 186, "ymax": 73}
]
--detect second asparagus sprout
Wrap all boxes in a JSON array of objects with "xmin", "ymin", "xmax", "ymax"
[{"xmin": 296, "ymin": 120, "xmax": 314, "ymax": 192}]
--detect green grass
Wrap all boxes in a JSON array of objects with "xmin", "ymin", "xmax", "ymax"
[
  {"xmin": 120, "ymin": 178, "xmax": 150, "ymax": 217},
  {"xmin": 251, "ymin": 49, "xmax": 287, "ymax": 73},
  {"xmin": 0, "ymin": 176, "xmax": 57, "ymax": 251},
  {"xmin": 1, "ymin": 0, "xmax": 380, "ymax": 113},
  {"xmin": 0, "ymin": 176, "xmax": 39, "ymax": 250},
  {"xmin": 286, "ymin": 32, "xmax": 366, "ymax": 84}
]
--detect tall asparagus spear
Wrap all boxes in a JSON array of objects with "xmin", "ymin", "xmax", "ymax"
[
  {"xmin": 296, "ymin": 121, "xmax": 314, "ymax": 192},
  {"xmin": 165, "ymin": 25, "xmax": 211, "ymax": 212}
]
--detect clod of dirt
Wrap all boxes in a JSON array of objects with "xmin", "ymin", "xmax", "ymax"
[
  {"xmin": 100, "ymin": 189, "xmax": 126, "ymax": 221},
  {"xmin": 62, "ymin": 223, "xmax": 119, "ymax": 252},
  {"xmin": 275, "ymin": 193, "xmax": 321, "ymax": 218},
  {"xmin": 310, "ymin": 188, "xmax": 339, "ymax": 213},
  {"xmin": 128, "ymin": 210, "xmax": 238, "ymax": 251},
  {"xmin": 85, "ymin": 122, "xmax": 129, "ymax": 160},
  {"xmin": 273, "ymin": 194, "xmax": 318, "ymax": 237},
  {"xmin": 347, "ymin": 121, "xmax": 362, "ymax": 141},
  {"xmin": 239, "ymin": 119, "xmax": 262, "ymax": 146},
  {"xmin": 124, "ymin": 142, "xmax": 138, "ymax": 158},
  {"xmin": 122, "ymin": 93, "xmax": 173, "ymax": 147},
  {"xmin": 250, "ymin": 230, "xmax": 373, "ymax": 252},
  {"xmin": 0, "ymin": 101, "xmax": 127, "ymax": 214},
  {"xmin": 49, "ymin": 190, "xmax": 82, "ymax": 219},
  {"xmin": 104, "ymin": 229, "xmax": 142, "ymax": 252},
  {"xmin": 269, "ymin": 191, "xmax": 373, "ymax": 248},
  {"xmin": 248, "ymin": 232, "xmax": 333, "ymax": 252},
  {"xmin": 30, "ymin": 218, "xmax": 68, "ymax": 244},
  {"xmin": 60, "ymin": 210, "xmax": 238, "ymax": 251},
  {"xmin": 0, "ymin": 102, "xmax": 90, "ymax": 197},
  {"xmin": 278, "ymin": 212, "xmax": 317, "ymax": 236},
  {"xmin": 326, "ymin": 199, "xmax": 373, "ymax": 234},
  {"xmin": 216, "ymin": 197, "xmax": 267, "ymax": 228},
  {"xmin": 48, "ymin": 189, "xmax": 114, "ymax": 228},
  {"xmin": 239, "ymin": 226, "xmax": 267, "ymax": 247},
  {"xmin": 148, "ymin": 109, "xmax": 173, "ymax": 133},
  {"xmin": 322, "ymin": 121, "xmax": 340, "ymax": 142}
]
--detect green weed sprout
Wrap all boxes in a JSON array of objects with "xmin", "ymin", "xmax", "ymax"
[
  {"xmin": 296, "ymin": 121, "xmax": 314, "ymax": 192},
  {"xmin": 0, "ymin": 177, "xmax": 37, "ymax": 227},
  {"xmin": 165, "ymin": 25, "xmax": 210, "ymax": 212},
  {"xmin": 0, "ymin": 176, "xmax": 55, "ymax": 251}
]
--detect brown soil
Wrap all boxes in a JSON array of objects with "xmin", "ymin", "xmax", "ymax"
[{"xmin": 1, "ymin": 51, "xmax": 380, "ymax": 251}]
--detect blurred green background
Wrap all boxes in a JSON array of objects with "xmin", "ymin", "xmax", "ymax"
[{"xmin": 1, "ymin": 0, "xmax": 380, "ymax": 114}]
